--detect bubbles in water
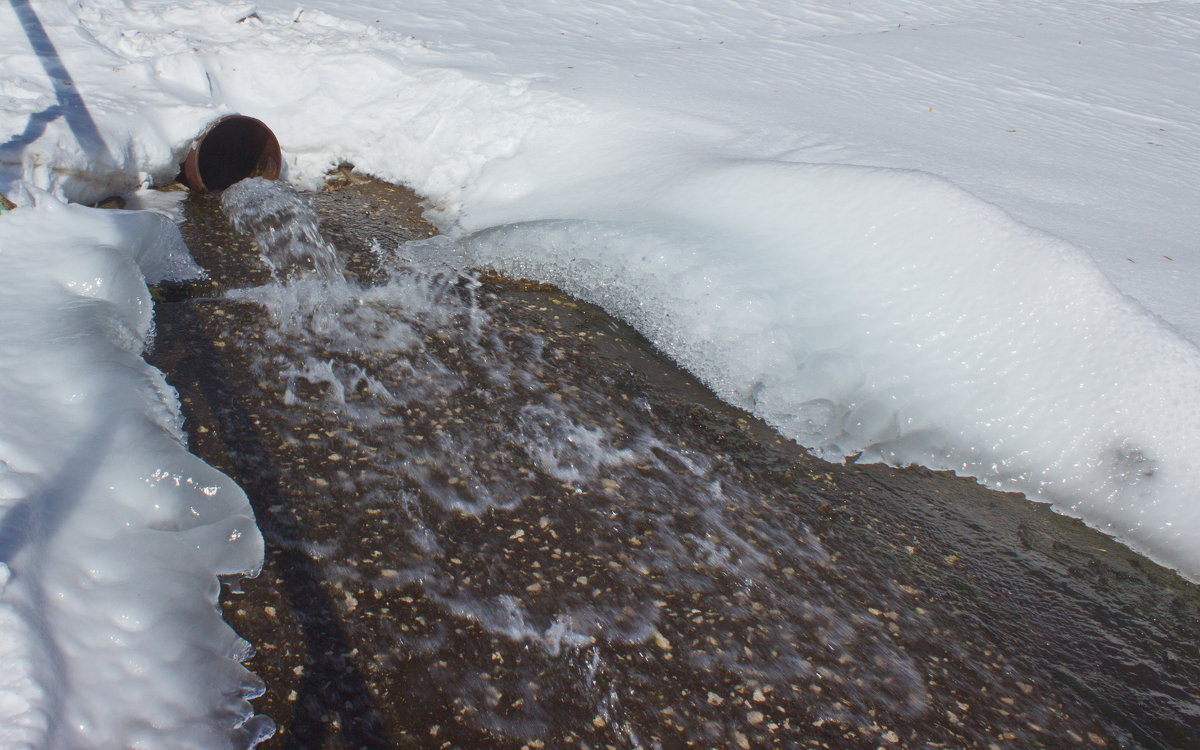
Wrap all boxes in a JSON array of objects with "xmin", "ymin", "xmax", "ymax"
[
  {"xmin": 221, "ymin": 178, "xmax": 344, "ymax": 282},
  {"xmin": 204, "ymin": 189, "xmax": 1128, "ymax": 748}
]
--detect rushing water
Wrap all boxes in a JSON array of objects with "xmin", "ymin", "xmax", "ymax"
[
  {"xmin": 149, "ymin": 177, "xmax": 1199, "ymax": 749},
  {"xmin": 221, "ymin": 178, "xmax": 345, "ymax": 282}
]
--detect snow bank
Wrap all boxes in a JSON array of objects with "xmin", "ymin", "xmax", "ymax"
[
  {"xmin": 1, "ymin": 0, "xmax": 585, "ymax": 217},
  {"xmin": 446, "ymin": 154, "xmax": 1200, "ymax": 578},
  {"xmin": 0, "ymin": 198, "xmax": 268, "ymax": 748}
]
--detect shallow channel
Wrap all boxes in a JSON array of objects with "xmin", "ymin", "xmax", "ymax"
[{"xmin": 146, "ymin": 173, "xmax": 1199, "ymax": 750}]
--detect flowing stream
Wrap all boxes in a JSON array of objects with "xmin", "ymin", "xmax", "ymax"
[{"xmin": 148, "ymin": 176, "xmax": 1199, "ymax": 750}]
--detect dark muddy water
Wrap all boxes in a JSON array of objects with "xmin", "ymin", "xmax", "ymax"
[{"xmin": 146, "ymin": 174, "xmax": 1199, "ymax": 750}]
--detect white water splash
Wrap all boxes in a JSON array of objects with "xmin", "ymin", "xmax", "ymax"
[{"xmin": 221, "ymin": 178, "xmax": 344, "ymax": 282}]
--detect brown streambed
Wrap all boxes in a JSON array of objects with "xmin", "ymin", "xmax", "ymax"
[{"xmin": 146, "ymin": 173, "xmax": 1199, "ymax": 750}]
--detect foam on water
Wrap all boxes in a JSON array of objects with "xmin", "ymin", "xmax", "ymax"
[
  {"xmin": 441, "ymin": 158, "xmax": 1200, "ymax": 580},
  {"xmin": 212, "ymin": 211, "xmax": 936, "ymax": 738},
  {"xmin": 221, "ymin": 178, "xmax": 344, "ymax": 282}
]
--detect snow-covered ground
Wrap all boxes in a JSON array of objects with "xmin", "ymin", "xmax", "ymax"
[
  {"xmin": 2, "ymin": 0, "xmax": 1199, "ymax": 745},
  {"xmin": 0, "ymin": 199, "xmax": 268, "ymax": 746}
]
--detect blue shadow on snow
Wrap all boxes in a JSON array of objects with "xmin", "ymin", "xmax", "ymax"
[{"xmin": 1, "ymin": 0, "xmax": 113, "ymax": 184}]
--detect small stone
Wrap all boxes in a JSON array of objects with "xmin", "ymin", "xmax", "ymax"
[
  {"xmin": 747, "ymin": 711, "xmax": 764, "ymax": 725},
  {"xmin": 707, "ymin": 692, "xmax": 724, "ymax": 706},
  {"xmin": 652, "ymin": 629, "xmax": 671, "ymax": 651}
]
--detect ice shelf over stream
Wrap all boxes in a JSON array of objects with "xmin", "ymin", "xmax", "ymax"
[
  {"xmin": 450, "ymin": 156, "xmax": 1200, "ymax": 578},
  {"xmin": 0, "ymin": 198, "xmax": 268, "ymax": 748}
]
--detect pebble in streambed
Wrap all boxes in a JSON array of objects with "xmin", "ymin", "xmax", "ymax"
[{"xmin": 147, "ymin": 175, "xmax": 1195, "ymax": 750}]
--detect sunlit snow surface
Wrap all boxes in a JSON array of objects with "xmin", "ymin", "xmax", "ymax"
[
  {"xmin": 0, "ymin": 200, "xmax": 269, "ymax": 748},
  {"xmin": 447, "ymin": 158, "xmax": 1200, "ymax": 578}
]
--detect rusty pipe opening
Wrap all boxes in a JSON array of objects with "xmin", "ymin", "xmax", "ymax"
[{"xmin": 181, "ymin": 115, "xmax": 281, "ymax": 192}]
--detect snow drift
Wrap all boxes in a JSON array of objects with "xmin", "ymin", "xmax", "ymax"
[
  {"xmin": 0, "ymin": 199, "xmax": 268, "ymax": 748},
  {"xmin": 448, "ymin": 155, "xmax": 1200, "ymax": 578}
]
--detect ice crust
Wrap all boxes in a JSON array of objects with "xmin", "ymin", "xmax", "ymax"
[{"xmin": 0, "ymin": 201, "xmax": 268, "ymax": 748}]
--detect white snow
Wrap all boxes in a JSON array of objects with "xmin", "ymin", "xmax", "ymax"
[
  {"xmin": 2, "ymin": 0, "xmax": 1200, "ymax": 744},
  {"xmin": 0, "ymin": 196, "xmax": 268, "ymax": 747}
]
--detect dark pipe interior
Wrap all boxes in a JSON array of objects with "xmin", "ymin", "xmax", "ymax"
[{"xmin": 195, "ymin": 118, "xmax": 280, "ymax": 191}]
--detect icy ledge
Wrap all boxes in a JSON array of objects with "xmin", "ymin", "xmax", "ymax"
[
  {"xmin": 0, "ymin": 198, "xmax": 269, "ymax": 748},
  {"xmin": 448, "ymin": 158, "xmax": 1200, "ymax": 583}
]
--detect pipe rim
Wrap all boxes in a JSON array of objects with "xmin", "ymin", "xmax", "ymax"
[{"xmin": 181, "ymin": 114, "xmax": 281, "ymax": 192}]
